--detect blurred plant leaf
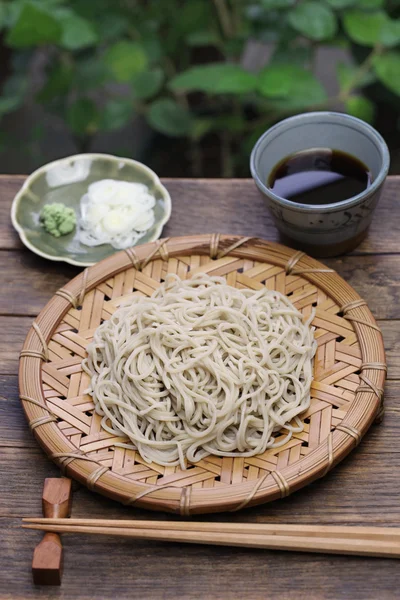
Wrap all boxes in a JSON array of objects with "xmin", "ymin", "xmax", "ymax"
[
  {"xmin": 380, "ymin": 18, "xmax": 400, "ymax": 47},
  {"xmin": 258, "ymin": 64, "xmax": 327, "ymax": 107},
  {"xmin": 0, "ymin": 96, "xmax": 21, "ymax": 116},
  {"xmin": 37, "ymin": 62, "xmax": 74, "ymax": 102},
  {"xmin": 223, "ymin": 37, "xmax": 249, "ymax": 58},
  {"xmin": 343, "ymin": 10, "xmax": 387, "ymax": 45},
  {"xmin": 373, "ymin": 51, "xmax": 400, "ymax": 95},
  {"xmin": 2, "ymin": 73, "xmax": 28, "ymax": 98},
  {"xmin": 147, "ymin": 98, "xmax": 193, "ymax": 136},
  {"xmin": 190, "ymin": 118, "xmax": 215, "ymax": 140},
  {"xmin": 270, "ymin": 44, "xmax": 312, "ymax": 67},
  {"xmin": 96, "ymin": 14, "xmax": 128, "ymax": 41},
  {"xmin": 165, "ymin": 0, "xmax": 209, "ymax": 53},
  {"xmin": 345, "ymin": 95, "xmax": 375, "ymax": 122},
  {"xmin": 324, "ymin": 0, "xmax": 355, "ymax": 7},
  {"xmin": 132, "ymin": 69, "xmax": 164, "ymax": 100},
  {"xmin": 0, "ymin": 1, "xmax": 7, "ymax": 29},
  {"xmin": 261, "ymin": 0, "xmax": 295, "ymax": 8},
  {"xmin": 258, "ymin": 64, "xmax": 294, "ymax": 97},
  {"xmin": 142, "ymin": 35, "xmax": 163, "ymax": 63},
  {"xmin": 6, "ymin": 1, "xmax": 62, "ymax": 47},
  {"xmin": 213, "ymin": 115, "xmax": 247, "ymax": 133},
  {"xmin": 170, "ymin": 63, "xmax": 258, "ymax": 94},
  {"xmin": 67, "ymin": 98, "xmax": 99, "ymax": 136},
  {"xmin": 177, "ymin": 0, "xmax": 210, "ymax": 34},
  {"xmin": 0, "ymin": 74, "xmax": 28, "ymax": 116},
  {"xmin": 99, "ymin": 99, "xmax": 133, "ymax": 131},
  {"xmin": 104, "ymin": 41, "xmax": 148, "ymax": 83},
  {"xmin": 74, "ymin": 56, "xmax": 108, "ymax": 91},
  {"xmin": 5, "ymin": 0, "xmax": 65, "ymax": 27},
  {"xmin": 4, "ymin": 1, "xmax": 22, "ymax": 27},
  {"xmin": 356, "ymin": 0, "xmax": 384, "ymax": 8},
  {"xmin": 242, "ymin": 125, "xmax": 272, "ymax": 157},
  {"xmin": 186, "ymin": 30, "xmax": 220, "ymax": 46},
  {"xmin": 57, "ymin": 10, "xmax": 98, "ymax": 50},
  {"xmin": 336, "ymin": 62, "xmax": 376, "ymax": 90},
  {"xmin": 288, "ymin": 2, "xmax": 337, "ymax": 40}
]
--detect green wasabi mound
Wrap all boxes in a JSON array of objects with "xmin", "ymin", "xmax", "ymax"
[{"xmin": 39, "ymin": 203, "xmax": 77, "ymax": 237}]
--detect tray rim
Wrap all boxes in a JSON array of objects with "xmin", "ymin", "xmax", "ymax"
[{"xmin": 19, "ymin": 234, "xmax": 386, "ymax": 514}]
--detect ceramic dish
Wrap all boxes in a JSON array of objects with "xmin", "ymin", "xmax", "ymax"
[{"xmin": 11, "ymin": 153, "xmax": 171, "ymax": 267}]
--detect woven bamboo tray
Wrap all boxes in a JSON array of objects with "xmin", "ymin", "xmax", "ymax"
[{"xmin": 19, "ymin": 234, "xmax": 386, "ymax": 515}]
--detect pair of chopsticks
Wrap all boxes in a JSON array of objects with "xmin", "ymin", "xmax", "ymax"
[{"xmin": 22, "ymin": 518, "xmax": 400, "ymax": 558}]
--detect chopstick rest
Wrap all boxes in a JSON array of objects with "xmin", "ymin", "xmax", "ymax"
[{"xmin": 31, "ymin": 478, "xmax": 72, "ymax": 586}]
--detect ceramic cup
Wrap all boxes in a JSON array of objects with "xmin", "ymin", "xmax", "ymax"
[{"xmin": 250, "ymin": 112, "xmax": 390, "ymax": 257}]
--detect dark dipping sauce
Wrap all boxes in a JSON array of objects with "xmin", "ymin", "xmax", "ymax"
[{"xmin": 268, "ymin": 148, "xmax": 372, "ymax": 205}]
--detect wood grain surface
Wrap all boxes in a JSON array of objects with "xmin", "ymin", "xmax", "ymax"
[{"xmin": 1, "ymin": 176, "xmax": 400, "ymax": 599}]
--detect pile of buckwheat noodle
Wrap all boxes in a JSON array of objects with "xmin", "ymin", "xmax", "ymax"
[{"xmin": 83, "ymin": 274, "xmax": 316, "ymax": 469}]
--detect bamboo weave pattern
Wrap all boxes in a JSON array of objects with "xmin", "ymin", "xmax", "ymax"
[{"xmin": 19, "ymin": 235, "xmax": 386, "ymax": 514}]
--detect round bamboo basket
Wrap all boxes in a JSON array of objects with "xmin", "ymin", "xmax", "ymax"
[{"xmin": 19, "ymin": 235, "xmax": 386, "ymax": 515}]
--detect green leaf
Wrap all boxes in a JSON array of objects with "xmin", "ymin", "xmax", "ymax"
[
  {"xmin": 177, "ymin": 0, "xmax": 209, "ymax": 34},
  {"xmin": 343, "ymin": 10, "xmax": 387, "ymax": 46},
  {"xmin": 169, "ymin": 63, "xmax": 258, "ymax": 94},
  {"xmin": 132, "ymin": 69, "xmax": 164, "ymax": 100},
  {"xmin": 346, "ymin": 96, "xmax": 375, "ymax": 122},
  {"xmin": 0, "ymin": 1, "xmax": 7, "ymax": 29},
  {"xmin": 191, "ymin": 118, "xmax": 215, "ymax": 140},
  {"xmin": 104, "ymin": 41, "xmax": 148, "ymax": 83},
  {"xmin": 288, "ymin": 2, "xmax": 337, "ymax": 40},
  {"xmin": 258, "ymin": 64, "xmax": 327, "ymax": 108},
  {"xmin": 336, "ymin": 62, "xmax": 376, "ymax": 91},
  {"xmin": 270, "ymin": 45, "xmax": 312, "ymax": 67},
  {"xmin": 373, "ymin": 52, "xmax": 400, "ymax": 95},
  {"xmin": 324, "ymin": 0, "xmax": 355, "ymax": 7},
  {"xmin": 5, "ymin": 1, "xmax": 22, "ymax": 28},
  {"xmin": 2, "ymin": 73, "xmax": 28, "ymax": 99},
  {"xmin": 74, "ymin": 57, "xmax": 108, "ymax": 92},
  {"xmin": 6, "ymin": 2, "xmax": 62, "ymax": 47},
  {"xmin": 58, "ymin": 11, "xmax": 98, "ymax": 50},
  {"xmin": 96, "ymin": 14, "xmax": 128, "ymax": 42},
  {"xmin": 67, "ymin": 98, "xmax": 99, "ymax": 136},
  {"xmin": 0, "ymin": 74, "xmax": 28, "ymax": 116},
  {"xmin": 37, "ymin": 62, "xmax": 74, "ymax": 103},
  {"xmin": 142, "ymin": 35, "xmax": 163, "ymax": 63},
  {"xmin": 261, "ymin": 0, "xmax": 295, "ymax": 8},
  {"xmin": 223, "ymin": 37, "xmax": 248, "ymax": 58},
  {"xmin": 186, "ymin": 30, "xmax": 220, "ymax": 46},
  {"xmin": 99, "ymin": 99, "xmax": 133, "ymax": 131},
  {"xmin": 213, "ymin": 115, "xmax": 247, "ymax": 133},
  {"xmin": 0, "ymin": 96, "xmax": 20, "ymax": 116},
  {"xmin": 242, "ymin": 125, "xmax": 272, "ymax": 157},
  {"xmin": 147, "ymin": 98, "xmax": 193, "ymax": 137},
  {"xmin": 380, "ymin": 19, "xmax": 400, "ymax": 47},
  {"xmin": 356, "ymin": 0, "xmax": 384, "ymax": 8}
]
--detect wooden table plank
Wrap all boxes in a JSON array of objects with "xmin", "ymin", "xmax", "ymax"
[
  {"xmin": 2, "ymin": 517, "xmax": 398, "ymax": 600},
  {"xmin": 1, "ymin": 251, "xmax": 400, "ymax": 318},
  {"xmin": 0, "ymin": 317, "xmax": 35, "ymax": 373},
  {"xmin": 1, "ymin": 176, "xmax": 400, "ymax": 599},
  {"xmin": 2, "ymin": 443, "xmax": 400, "ymax": 521},
  {"xmin": 1, "ymin": 175, "xmax": 400, "ymax": 254}
]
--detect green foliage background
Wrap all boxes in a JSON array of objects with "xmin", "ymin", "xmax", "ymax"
[{"xmin": 0, "ymin": 0, "xmax": 400, "ymax": 175}]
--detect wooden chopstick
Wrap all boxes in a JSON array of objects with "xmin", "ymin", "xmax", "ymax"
[
  {"xmin": 22, "ymin": 519, "xmax": 400, "ymax": 559},
  {"xmin": 22, "ymin": 518, "xmax": 400, "ymax": 541}
]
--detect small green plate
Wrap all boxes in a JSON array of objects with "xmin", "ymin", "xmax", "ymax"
[{"xmin": 11, "ymin": 153, "xmax": 172, "ymax": 267}]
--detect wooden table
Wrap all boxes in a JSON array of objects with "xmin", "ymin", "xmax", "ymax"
[{"xmin": 1, "ymin": 176, "xmax": 399, "ymax": 599}]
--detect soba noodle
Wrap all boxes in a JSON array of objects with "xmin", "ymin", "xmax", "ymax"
[{"xmin": 83, "ymin": 274, "xmax": 316, "ymax": 469}]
